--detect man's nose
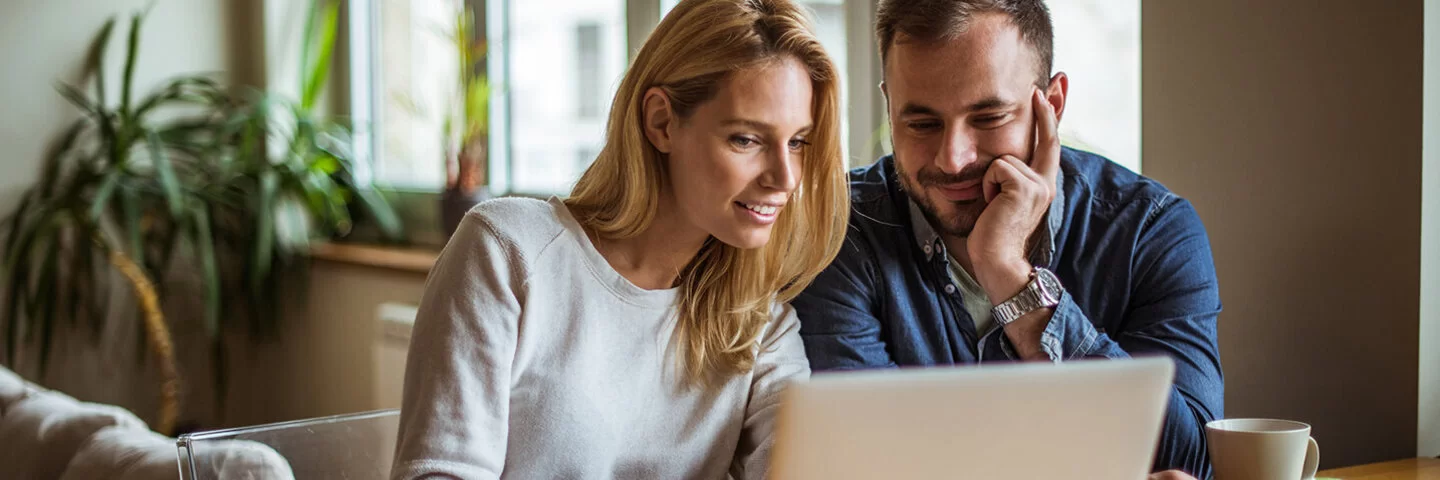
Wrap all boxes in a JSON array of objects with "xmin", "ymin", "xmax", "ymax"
[{"xmin": 935, "ymin": 126, "xmax": 979, "ymax": 175}]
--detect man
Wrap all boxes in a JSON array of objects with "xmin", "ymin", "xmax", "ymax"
[{"xmin": 792, "ymin": 0, "xmax": 1223, "ymax": 478}]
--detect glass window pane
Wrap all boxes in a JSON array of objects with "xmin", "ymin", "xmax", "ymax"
[
  {"xmin": 659, "ymin": 0, "xmax": 850, "ymax": 150},
  {"xmin": 371, "ymin": 0, "xmax": 462, "ymax": 189},
  {"xmin": 501, "ymin": 0, "xmax": 627, "ymax": 195},
  {"xmin": 1050, "ymin": 0, "xmax": 1141, "ymax": 172}
]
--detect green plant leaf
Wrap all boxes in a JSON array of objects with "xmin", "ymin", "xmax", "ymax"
[
  {"xmin": 88, "ymin": 170, "xmax": 121, "ymax": 222},
  {"xmin": 298, "ymin": 0, "xmax": 320, "ymax": 106},
  {"xmin": 353, "ymin": 187, "xmax": 404, "ymax": 240},
  {"xmin": 3, "ymin": 192, "xmax": 36, "ymax": 270},
  {"xmin": 2, "ymin": 223, "xmax": 32, "ymax": 363},
  {"xmin": 191, "ymin": 203, "xmax": 220, "ymax": 338},
  {"xmin": 25, "ymin": 224, "xmax": 58, "ymax": 343},
  {"xmin": 75, "ymin": 222, "xmax": 103, "ymax": 340},
  {"xmin": 146, "ymin": 129, "xmax": 184, "ymax": 216},
  {"xmin": 82, "ymin": 225, "xmax": 111, "ymax": 343},
  {"xmin": 135, "ymin": 75, "xmax": 226, "ymax": 120},
  {"xmin": 252, "ymin": 170, "xmax": 277, "ymax": 294},
  {"xmin": 55, "ymin": 83, "xmax": 104, "ymax": 119},
  {"xmin": 85, "ymin": 17, "xmax": 118, "ymax": 109},
  {"xmin": 40, "ymin": 120, "xmax": 89, "ymax": 198},
  {"xmin": 120, "ymin": 11, "xmax": 144, "ymax": 119},
  {"xmin": 35, "ymin": 234, "xmax": 61, "ymax": 374},
  {"xmin": 312, "ymin": 155, "xmax": 340, "ymax": 174},
  {"xmin": 300, "ymin": 0, "xmax": 340, "ymax": 111},
  {"xmin": 64, "ymin": 221, "xmax": 84, "ymax": 328}
]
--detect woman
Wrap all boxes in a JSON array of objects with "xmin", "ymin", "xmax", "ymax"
[{"xmin": 390, "ymin": 0, "xmax": 847, "ymax": 478}]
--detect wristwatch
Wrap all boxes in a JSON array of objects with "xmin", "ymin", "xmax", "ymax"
[{"xmin": 991, "ymin": 266, "xmax": 1064, "ymax": 326}]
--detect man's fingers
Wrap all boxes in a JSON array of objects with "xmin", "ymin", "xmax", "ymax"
[
  {"xmin": 983, "ymin": 158, "xmax": 1028, "ymax": 203},
  {"xmin": 998, "ymin": 155, "xmax": 1044, "ymax": 185},
  {"xmin": 1031, "ymin": 88, "xmax": 1061, "ymax": 180}
]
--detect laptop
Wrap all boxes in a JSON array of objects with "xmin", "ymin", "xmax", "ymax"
[{"xmin": 770, "ymin": 356, "xmax": 1175, "ymax": 480}]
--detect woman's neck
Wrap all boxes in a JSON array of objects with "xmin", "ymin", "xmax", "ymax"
[{"xmin": 589, "ymin": 194, "xmax": 709, "ymax": 290}]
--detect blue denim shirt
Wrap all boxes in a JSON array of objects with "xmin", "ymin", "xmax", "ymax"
[{"xmin": 793, "ymin": 148, "xmax": 1224, "ymax": 477}]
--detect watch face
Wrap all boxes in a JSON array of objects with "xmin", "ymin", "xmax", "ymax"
[{"xmin": 1035, "ymin": 268, "xmax": 1064, "ymax": 302}]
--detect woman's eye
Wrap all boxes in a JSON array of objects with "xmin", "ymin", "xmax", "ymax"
[
  {"xmin": 730, "ymin": 136, "xmax": 759, "ymax": 148},
  {"xmin": 788, "ymin": 139, "xmax": 811, "ymax": 151}
]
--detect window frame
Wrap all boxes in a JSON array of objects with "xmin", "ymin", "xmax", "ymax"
[{"xmin": 345, "ymin": 0, "xmax": 884, "ymax": 245}]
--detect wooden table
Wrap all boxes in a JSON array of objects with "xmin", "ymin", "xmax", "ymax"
[{"xmin": 1317, "ymin": 458, "xmax": 1440, "ymax": 479}]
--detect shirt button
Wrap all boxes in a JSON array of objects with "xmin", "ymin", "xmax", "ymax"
[
  {"xmin": 923, "ymin": 245, "xmax": 933, "ymax": 255},
  {"xmin": 945, "ymin": 284, "xmax": 957, "ymax": 294}
]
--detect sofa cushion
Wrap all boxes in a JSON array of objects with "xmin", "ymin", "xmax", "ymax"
[
  {"xmin": 0, "ymin": 390, "xmax": 148, "ymax": 480},
  {"xmin": 0, "ymin": 365, "xmax": 29, "ymax": 416},
  {"xmin": 191, "ymin": 438, "xmax": 296, "ymax": 480},
  {"xmin": 60, "ymin": 426, "xmax": 180, "ymax": 480}
]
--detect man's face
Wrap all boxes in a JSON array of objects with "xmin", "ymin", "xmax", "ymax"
[{"xmin": 883, "ymin": 12, "xmax": 1063, "ymax": 237}]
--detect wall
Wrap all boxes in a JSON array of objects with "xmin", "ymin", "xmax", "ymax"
[
  {"xmin": 1143, "ymin": 0, "xmax": 1425, "ymax": 468},
  {"xmin": 1420, "ymin": 0, "xmax": 1440, "ymax": 458},
  {"xmin": 222, "ymin": 261, "xmax": 428, "ymax": 428},
  {"xmin": 0, "ymin": 0, "xmax": 262, "ymax": 428}
]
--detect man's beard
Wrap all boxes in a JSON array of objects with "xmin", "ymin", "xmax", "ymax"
[{"xmin": 894, "ymin": 154, "xmax": 991, "ymax": 238}]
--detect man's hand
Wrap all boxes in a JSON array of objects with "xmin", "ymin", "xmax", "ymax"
[
  {"xmin": 1148, "ymin": 470, "xmax": 1198, "ymax": 480},
  {"xmin": 966, "ymin": 88, "xmax": 1061, "ymax": 359},
  {"xmin": 968, "ymin": 88, "xmax": 1061, "ymax": 302}
]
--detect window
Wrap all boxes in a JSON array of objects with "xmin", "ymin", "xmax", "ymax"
[
  {"xmin": 488, "ymin": 0, "xmax": 626, "ymax": 195},
  {"xmin": 576, "ymin": 23, "xmax": 605, "ymax": 120},
  {"xmin": 363, "ymin": 0, "xmax": 465, "ymax": 189},
  {"xmin": 1050, "ymin": 0, "xmax": 1141, "ymax": 172},
  {"xmin": 354, "ymin": 1, "xmax": 1135, "ymax": 198},
  {"xmin": 660, "ymin": 0, "xmax": 852, "ymax": 163}
]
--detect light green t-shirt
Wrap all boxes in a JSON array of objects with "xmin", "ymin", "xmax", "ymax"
[{"xmin": 946, "ymin": 253, "xmax": 996, "ymax": 336}]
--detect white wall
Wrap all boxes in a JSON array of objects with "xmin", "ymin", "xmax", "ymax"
[
  {"xmin": 0, "ymin": 0, "xmax": 261, "ymax": 428},
  {"xmin": 1144, "ymin": 0, "xmax": 1425, "ymax": 468},
  {"xmin": 1419, "ymin": 0, "xmax": 1440, "ymax": 458}
]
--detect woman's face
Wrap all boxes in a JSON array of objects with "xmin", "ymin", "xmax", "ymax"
[{"xmin": 649, "ymin": 57, "xmax": 815, "ymax": 250}]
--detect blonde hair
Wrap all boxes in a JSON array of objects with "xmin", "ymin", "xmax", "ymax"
[{"xmin": 565, "ymin": 0, "xmax": 848, "ymax": 387}]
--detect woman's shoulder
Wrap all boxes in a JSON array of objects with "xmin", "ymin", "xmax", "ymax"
[
  {"xmin": 455, "ymin": 197, "xmax": 572, "ymax": 263},
  {"xmin": 763, "ymin": 300, "xmax": 800, "ymax": 339}
]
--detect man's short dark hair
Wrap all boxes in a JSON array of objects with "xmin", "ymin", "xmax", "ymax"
[{"xmin": 876, "ymin": 0, "xmax": 1054, "ymax": 87}]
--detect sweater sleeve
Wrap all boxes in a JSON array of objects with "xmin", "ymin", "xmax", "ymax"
[
  {"xmin": 732, "ymin": 304, "xmax": 812, "ymax": 480},
  {"xmin": 391, "ymin": 212, "xmax": 526, "ymax": 480}
]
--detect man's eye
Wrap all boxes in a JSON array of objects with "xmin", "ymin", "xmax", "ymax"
[{"xmin": 908, "ymin": 121, "xmax": 940, "ymax": 131}]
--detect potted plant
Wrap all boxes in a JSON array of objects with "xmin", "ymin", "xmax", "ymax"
[
  {"xmin": 0, "ymin": 1, "xmax": 401, "ymax": 434},
  {"xmin": 2, "ymin": 10, "xmax": 230, "ymax": 435},
  {"xmin": 440, "ymin": 3, "xmax": 491, "ymax": 236}
]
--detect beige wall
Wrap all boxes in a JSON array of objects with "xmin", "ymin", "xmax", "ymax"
[
  {"xmin": 0, "ymin": 0, "xmax": 261, "ymax": 207},
  {"xmin": 0, "ymin": 0, "xmax": 262, "ymax": 428},
  {"xmin": 1144, "ymin": 0, "xmax": 1425, "ymax": 468},
  {"xmin": 222, "ymin": 261, "xmax": 427, "ymax": 428},
  {"xmin": 1420, "ymin": 0, "xmax": 1440, "ymax": 458}
]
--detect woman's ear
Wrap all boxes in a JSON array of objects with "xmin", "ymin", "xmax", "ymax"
[{"xmin": 642, "ymin": 87, "xmax": 675, "ymax": 154}]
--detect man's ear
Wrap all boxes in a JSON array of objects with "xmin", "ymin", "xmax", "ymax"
[
  {"xmin": 1045, "ymin": 72, "xmax": 1069, "ymax": 123},
  {"xmin": 642, "ymin": 87, "xmax": 675, "ymax": 154}
]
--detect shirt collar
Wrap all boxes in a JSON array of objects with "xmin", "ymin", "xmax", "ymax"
[{"xmin": 908, "ymin": 171, "xmax": 1065, "ymax": 268}]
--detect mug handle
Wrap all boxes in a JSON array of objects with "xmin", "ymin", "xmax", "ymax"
[{"xmin": 1302, "ymin": 436, "xmax": 1320, "ymax": 479}]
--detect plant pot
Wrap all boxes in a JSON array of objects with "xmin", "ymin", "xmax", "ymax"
[
  {"xmin": 442, "ymin": 139, "xmax": 490, "ymax": 237},
  {"xmin": 441, "ymin": 186, "xmax": 491, "ymax": 237}
]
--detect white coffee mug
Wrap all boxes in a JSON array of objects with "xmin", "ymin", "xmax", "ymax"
[{"xmin": 1206, "ymin": 418, "xmax": 1320, "ymax": 480}]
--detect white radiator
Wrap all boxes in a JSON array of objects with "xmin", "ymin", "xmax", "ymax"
[{"xmin": 374, "ymin": 303, "xmax": 418, "ymax": 410}]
